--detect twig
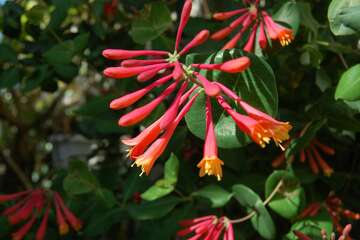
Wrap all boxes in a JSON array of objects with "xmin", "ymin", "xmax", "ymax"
[
  {"xmin": 231, "ymin": 180, "xmax": 284, "ymax": 224},
  {"xmin": 0, "ymin": 151, "xmax": 32, "ymax": 190}
]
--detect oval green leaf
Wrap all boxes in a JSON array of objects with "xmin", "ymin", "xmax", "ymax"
[
  {"xmin": 335, "ymin": 64, "xmax": 360, "ymax": 101},
  {"xmin": 192, "ymin": 185, "xmax": 233, "ymax": 208},
  {"xmin": 265, "ymin": 171, "xmax": 305, "ymax": 219}
]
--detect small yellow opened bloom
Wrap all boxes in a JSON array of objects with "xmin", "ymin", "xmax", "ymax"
[
  {"xmin": 197, "ymin": 97, "xmax": 224, "ymax": 181},
  {"xmin": 197, "ymin": 157, "xmax": 224, "ymax": 181}
]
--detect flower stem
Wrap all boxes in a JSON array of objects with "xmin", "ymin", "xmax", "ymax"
[{"xmin": 230, "ymin": 179, "xmax": 284, "ymax": 224}]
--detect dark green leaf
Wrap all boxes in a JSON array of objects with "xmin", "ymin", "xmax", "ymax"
[
  {"xmin": 95, "ymin": 188, "xmax": 118, "ymax": 208},
  {"xmin": 0, "ymin": 67, "xmax": 20, "ymax": 89},
  {"xmin": 192, "ymin": 185, "xmax": 233, "ymax": 208},
  {"xmin": 273, "ymin": 1, "xmax": 300, "ymax": 35},
  {"xmin": 63, "ymin": 160, "xmax": 100, "ymax": 195},
  {"xmin": 128, "ymin": 196, "xmax": 181, "ymax": 220},
  {"xmin": 0, "ymin": 44, "xmax": 17, "ymax": 63},
  {"xmin": 129, "ymin": 2, "xmax": 172, "ymax": 44},
  {"xmin": 84, "ymin": 208, "xmax": 125, "ymax": 237},
  {"xmin": 232, "ymin": 184, "xmax": 276, "ymax": 239}
]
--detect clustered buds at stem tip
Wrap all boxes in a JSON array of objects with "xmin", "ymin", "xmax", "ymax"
[
  {"xmin": 212, "ymin": 1, "xmax": 294, "ymax": 51},
  {"xmin": 0, "ymin": 189, "xmax": 82, "ymax": 240},
  {"xmin": 102, "ymin": 0, "xmax": 292, "ymax": 182}
]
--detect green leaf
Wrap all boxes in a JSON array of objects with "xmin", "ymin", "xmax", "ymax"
[
  {"xmin": 128, "ymin": 196, "xmax": 181, "ymax": 220},
  {"xmin": 25, "ymin": 4, "xmax": 47, "ymax": 25},
  {"xmin": 23, "ymin": 65, "xmax": 51, "ymax": 92},
  {"xmin": 48, "ymin": 0, "xmax": 75, "ymax": 29},
  {"xmin": 265, "ymin": 171, "xmax": 305, "ymax": 219},
  {"xmin": 185, "ymin": 49, "xmax": 278, "ymax": 148},
  {"xmin": 141, "ymin": 154, "xmax": 179, "ymax": 201},
  {"xmin": 43, "ymin": 33, "xmax": 89, "ymax": 65},
  {"xmin": 140, "ymin": 180, "xmax": 175, "ymax": 202},
  {"xmin": 232, "ymin": 184, "xmax": 276, "ymax": 239},
  {"xmin": 273, "ymin": 1, "xmax": 300, "ymax": 35},
  {"xmin": 328, "ymin": 0, "xmax": 360, "ymax": 36},
  {"xmin": 84, "ymin": 208, "xmax": 125, "ymax": 237},
  {"xmin": 129, "ymin": 2, "xmax": 172, "ymax": 44},
  {"xmin": 337, "ymin": 6, "xmax": 360, "ymax": 33},
  {"xmin": 286, "ymin": 210, "xmax": 333, "ymax": 239},
  {"xmin": 192, "ymin": 185, "xmax": 233, "ymax": 208},
  {"xmin": 285, "ymin": 118, "xmax": 326, "ymax": 159},
  {"xmin": 95, "ymin": 188, "xmax": 117, "ymax": 208},
  {"xmin": 335, "ymin": 64, "xmax": 360, "ymax": 101},
  {"xmin": 0, "ymin": 67, "xmax": 20, "ymax": 89},
  {"xmin": 164, "ymin": 153, "xmax": 179, "ymax": 184},
  {"xmin": 63, "ymin": 160, "xmax": 100, "ymax": 195},
  {"xmin": 0, "ymin": 44, "xmax": 17, "ymax": 63},
  {"xmin": 297, "ymin": 2, "xmax": 320, "ymax": 36}
]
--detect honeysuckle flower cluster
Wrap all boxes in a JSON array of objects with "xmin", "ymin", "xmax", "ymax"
[
  {"xmin": 103, "ymin": 0, "xmax": 292, "ymax": 180},
  {"xmin": 297, "ymin": 193, "xmax": 360, "ymax": 237},
  {"xmin": 177, "ymin": 215, "xmax": 234, "ymax": 240},
  {"xmin": 294, "ymin": 224, "xmax": 352, "ymax": 240},
  {"xmin": 211, "ymin": 0, "xmax": 294, "ymax": 51},
  {"xmin": 272, "ymin": 137, "xmax": 334, "ymax": 176},
  {"xmin": 0, "ymin": 189, "xmax": 82, "ymax": 240}
]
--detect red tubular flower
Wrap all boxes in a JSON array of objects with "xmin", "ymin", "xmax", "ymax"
[
  {"xmin": 262, "ymin": 11, "xmax": 294, "ymax": 46},
  {"xmin": 197, "ymin": 97, "xmax": 224, "ymax": 181},
  {"xmin": 54, "ymin": 194, "xmax": 69, "ymax": 235},
  {"xmin": 102, "ymin": 49, "xmax": 169, "ymax": 60},
  {"xmin": 272, "ymin": 137, "xmax": 334, "ymax": 176},
  {"xmin": 133, "ymin": 92, "xmax": 200, "ymax": 175},
  {"xmin": 0, "ymin": 189, "xmax": 82, "ymax": 240},
  {"xmin": 217, "ymin": 96, "xmax": 291, "ymax": 148},
  {"xmin": 103, "ymin": 0, "xmax": 290, "ymax": 180},
  {"xmin": 297, "ymin": 193, "xmax": 358, "ymax": 238},
  {"xmin": 103, "ymin": 0, "xmax": 118, "ymax": 19},
  {"xmin": 12, "ymin": 214, "xmax": 37, "ymax": 240},
  {"xmin": 191, "ymin": 57, "xmax": 251, "ymax": 73},
  {"xmin": 122, "ymin": 86, "xmax": 197, "ymax": 161},
  {"xmin": 179, "ymin": 30, "xmax": 210, "ymax": 56},
  {"xmin": 54, "ymin": 193, "xmax": 82, "ymax": 232},
  {"xmin": 177, "ymin": 215, "xmax": 234, "ymax": 240},
  {"xmin": 212, "ymin": 0, "xmax": 294, "ymax": 51},
  {"xmin": 160, "ymin": 82, "xmax": 188, "ymax": 130},
  {"xmin": 213, "ymin": 9, "xmax": 247, "ymax": 21},
  {"xmin": 243, "ymin": 23, "xmax": 258, "ymax": 52},
  {"xmin": 118, "ymin": 82, "xmax": 178, "ymax": 127},
  {"xmin": 175, "ymin": 0, "xmax": 192, "ymax": 51},
  {"xmin": 35, "ymin": 206, "xmax": 50, "ymax": 240},
  {"xmin": 194, "ymin": 73, "xmax": 221, "ymax": 97},
  {"xmin": 110, "ymin": 74, "xmax": 172, "ymax": 110},
  {"xmin": 0, "ymin": 191, "xmax": 31, "ymax": 203}
]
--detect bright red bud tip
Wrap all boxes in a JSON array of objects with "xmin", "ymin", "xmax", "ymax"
[
  {"xmin": 179, "ymin": 30, "xmax": 210, "ymax": 56},
  {"xmin": 175, "ymin": 0, "xmax": 193, "ymax": 51},
  {"xmin": 213, "ymin": 9, "xmax": 247, "ymax": 21},
  {"xmin": 211, "ymin": 27, "xmax": 234, "ymax": 41},
  {"xmin": 102, "ymin": 49, "xmax": 168, "ymax": 60},
  {"xmin": 219, "ymin": 57, "xmax": 251, "ymax": 73},
  {"xmin": 195, "ymin": 73, "xmax": 221, "ymax": 97},
  {"xmin": 110, "ymin": 89, "xmax": 149, "ymax": 110}
]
